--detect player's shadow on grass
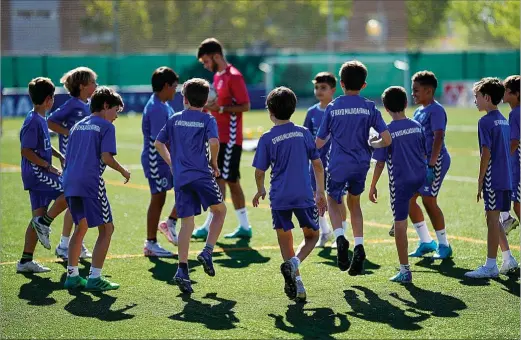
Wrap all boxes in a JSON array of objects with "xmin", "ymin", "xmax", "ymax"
[
  {"xmin": 414, "ymin": 258, "xmax": 495, "ymax": 287},
  {"xmin": 389, "ymin": 284, "xmax": 467, "ymax": 318},
  {"xmin": 64, "ymin": 291, "xmax": 136, "ymax": 321},
  {"xmin": 169, "ymin": 293, "xmax": 239, "ymax": 330},
  {"xmin": 147, "ymin": 257, "xmax": 200, "ymax": 285},
  {"xmin": 344, "ymin": 286, "xmax": 430, "ymax": 330},
  {"xmin": 18, "ymin": 273, "xmax": 63, "ymax": 306},
  {"xmin": 316, "ymin": 247, "xmax": 381, "ymax": 274},
  {"xmin": 269, "ymin": 303, "xmax": 350, "ymax": 339},
  {"xmin": 495, "ymin": 272, "xmax": 520, "ymax": 297},
  {"xmin": 213, "ymin": 239, "xmax": 271, "ymax": 269}
]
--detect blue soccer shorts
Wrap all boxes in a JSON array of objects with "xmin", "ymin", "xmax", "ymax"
[
  {"xmin": 390, "ymin": 179, "xmax": 424, "ymax": 221},
  {"xmin": 29, "ymin": 189, "xmax": 63, "ymax": 211},
  {"xmin": 327, "ymin": 170, "xmax": 367, "ymax": 203},
  {"xmin": 419, "ymin": 153, "xmax": 451, "ymax": 197},
  {"xmin": 271, "ymin": 206, "xmax": 319, "ymax": 232},
  {"xmin": 147, "ymin": 167, "xmax": 174, "ymax": 195},
  {"xmin": 175, "ymin": 176, "xmax": 223, "ymax": 218},
  {"xmin": 483, "ymin": 189, "xmax": 511, "ymax": 212}
]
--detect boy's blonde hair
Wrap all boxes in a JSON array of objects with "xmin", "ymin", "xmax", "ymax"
[{"xmin": 60, "ymin": 67, "xmax": 97, "ymax": 97}]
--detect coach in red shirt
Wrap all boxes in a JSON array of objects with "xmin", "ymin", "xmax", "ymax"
[{"xmin": 191, "ymin": 38, "xmax": 253, "ymax": 240}]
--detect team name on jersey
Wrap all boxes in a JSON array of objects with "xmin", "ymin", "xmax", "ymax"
[
  {"xmin": 330, "ymin": 108, "xmax": 370, "ymax": 117},
  {"xmin": 271, "ymin": 131, "xmax": 304, "ymax": 144},
  {"xmin": 494, "ymin": 120, "xmax": 508, "ymax": 126},
  {"xmin": 390, "ymin": 127, "xmax": 422, "ymax": 139},
  {"xmin": 175, "ymin": 120, "xmax": 204, "ymax": 128},
  {"xmin": 74, "ymin": 124, "xmax": 101, "ymax": 132}
]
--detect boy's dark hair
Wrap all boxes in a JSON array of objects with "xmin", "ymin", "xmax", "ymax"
[
  {"xmin": 60, "ymin": 67, "xmax": 97, "ymax": 97},
  {"xmin": 504, "ymin": 75, "xmax": 520, "ymax": 101},
  {"xmin": 382, "ymin": 86, "xmax": 408, "ymax": 113},
  {"xmin": 473, "ymin": 77, "xmax": 505, "ymax": 105},
  {"xmin": 339, "ymin": 61, "xmax": 367, "ymax": 91},
  {"xmin": 412, "ymin": 71, "xmax": 438, "ymax": 91},
  {"xmin": 28, "ymin": 77, "xmax": 55, "ymax": 105},
  {"xmin": 197, "ymin": 38, "xmax": 224, "ymax": 59},
  {"xmin": 90, "ymin": 86, "xmax": 124, "ymax": 113},
  {"xmin": 266, "ymin": 86, "xmax": 297, "ymax": 120},
  {"xmin": 152, "ymin": 67, "xmax": 179, "ymax": 92},
  {"xmin": 313, "ymin": 72, "xmax": 337, "ymax": 88},
  {"xmin": 182, "ymin": 78, "xmax": 210, "ymax": 108}
]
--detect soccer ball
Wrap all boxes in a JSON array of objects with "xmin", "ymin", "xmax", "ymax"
[{"xmin": 207, "ymin": 85, "xmax": 218, "ymax": 106}]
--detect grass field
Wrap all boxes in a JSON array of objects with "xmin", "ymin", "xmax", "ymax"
[{"xmin": 0, "ymin": 107, "xmax": 519, "ymax": 339}]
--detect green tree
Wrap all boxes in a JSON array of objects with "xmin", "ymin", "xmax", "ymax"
[{"xmin": 407, "ymin": 0, "xmax": 450, "ymax": 49}]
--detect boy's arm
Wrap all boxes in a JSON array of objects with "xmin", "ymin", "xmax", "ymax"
[
  {"xmin": 477, "ymin": 146, "xmax": 491, "ymax": 202},
  {"xmin": 51, "ymin": 145, "xmax": 65, "ymax": 168},
  {"xmin": 101, "ymin": 152, "xmax": 130, "ymax": 183},
  {"xmin": 47, "ymin": 120, "xmax": 70, "ymax": 136},
  {"xmin": 154, "ymin": 140, "xmax": 172, "ymax": 166},
  {"xmin": 21, "ymin": 148, "xmax": 62, "ymax": 175},
  {"xmin": 208, "ymin": 137, "xmax": 220, "ymax": 177},
  {"xmin": 252, "ymin": 169, "xmax": 266, "ymax": 207},
  {"xmin": 369, "ymin": 161, "xmax": 385, "ymax": 203},
  {"xmin": 510, "ymin": 139, "xmax": 520, "ymax": 155},
  {"xmin": 429, "ymin": 131, "xmax": 444, "ymax": 166},
  {"xmin": 311, "ymin": 158, "xmax": 327, "ymax": 216}
]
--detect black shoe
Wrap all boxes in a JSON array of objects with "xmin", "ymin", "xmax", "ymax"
[
  {"xmin": 280, "ymin": 261, "xmax": 297, "ymax": 300},
  {"xmin": 173, "ymin": 272, "xmax": 193, "ymax": 294},
  {"xmin": 348, "ymin": 244, "xmax": 366, "ymax": 276},
  {"xmin": 336, "ymin": 236, "xmax": 351, "ymax": 271}
]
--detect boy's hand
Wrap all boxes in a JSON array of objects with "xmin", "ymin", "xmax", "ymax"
[
  {"xmin": 369, "ymin": 186, "xmax": 378, "ymax": 203},
  {"xmin": 426, "ymin": 166, "xmax": 435, "ymax": 185},
  {"xmin": 252, "ymin": 188, "xmax": 266, "ymax": 207},
  {"xmin": 477, "ymin": 180, "xmax": 483, "ymax": 202},
  {"xmin": 205, "ymin": 102, "xmax": 220, "ymax": 113},
  {"xmin": 211, "ymin": 162, "xmax": 220, "ymax": 177},
  {"xmin": 315, "ymin": 190, "xmax": 328, "ymax": 216},
  {"xmin": 120, "ymin": 167, "xmax": 131, "ymax": 184},
  {"xmin": 49, "ymin": 165, "xmax": 62, "ymax": 176}
]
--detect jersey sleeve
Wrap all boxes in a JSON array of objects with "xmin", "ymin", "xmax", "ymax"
[
  {"xmin": 252, "ymin": 135, "xmax": 270, "ymax": 171},
  {"xmin": 372, "ymin": 147, "xmax": 387, "ymax": 162},
  {"xmin": 101, "ymin": 123, "xmax": 117, "ymax": 155},
  {"xmin": 371, "ymin": 107, "xmax": 388, "ymax": 134},
  {"xmin": 430, "ymin": 106, "xmax": 447, "ymax": 132},
  {"xmin": 47, "ymin": 101, "xmax": 70, "ymax": 125},
  {"xmin": 20, "ymin": 119, "xmax": 40, "ymax": 149},
  {"xmin": 303, "ymin": 109, "xmax": 313, "ymax": 130},
  {"xmin": 304, "ymin": 129, "xmax": 320, "ymax": 161},
  {"xmin": 478, "ymin": 118, "xmax": 492, "ymax": 150},
  {"xmin": 510, "ymin": 111, "xmax": 520, "ymax": 141},
  {"xmin": 229, "ymin": 74, "xmax": 250, "ymax": 105},
  {"xmin": 316, "ymin": 107, "xmax": 331, "ymax": 140},
  {"xmin": 206, "ymin": 117, "xmax": 219, "ymax": 140},
  {"xmin": 156, "ymin": 119, "xmax": 171, "ymax": 144}
]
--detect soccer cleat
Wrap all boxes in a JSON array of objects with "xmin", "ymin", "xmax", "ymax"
[
  {"xmin": 280, "ymin": 260, "xmax": 297, "ymax": 300},
  {"xmin": 502, "ymin": 216, "xmax": 519, "ymax": 236},
  {"xmin": 197, "ymin": 250, "xmax": 215, "ymax": 277},
  {"xmin": 80, "ymin": 244, "xmax": 92, "ymax": 259},
  {"xmin": 336, "ymin": 236, "xmax": 351, "ymax": 271},
  {"xmin": 432, "ymin": 244, "xmax": 453, "ymax": 260},
  {"xmin": 295, "ymin": 279, "xmax": 307, "ymax": 303},
  {"xmin": 408, "ymin": 240, "xmax": 437, "ymax": 257},
  {"xmin": 191, "ymin": 226, "xmax": 209, "ymax": 240},
  {"xmin": 16, "ymin": 260, "xmax": 50, "ymax": 273},
  {"xmin": 389, "ymin": 270, "xmax": 412, "ymax": 283},
  {"xmin": 64, "ymin": 275, "xmax": 87, "ymax": 289},
  {"xmin": 500, "ymin": 257, "xmax": 519, "ymax": 275},
  {"xmin": 85, "ymin": 277, "xmax": 120, "ymax": 291},
  {"xmin": 464, "ymin": 265, "xmax": 499, "ymax": 279},
  {"xmin": 173, "ymin": 270, "xmax": 193, "ymax": 294},
  {"xmin": 143, "ymin": 241, "xmax": 174, "ymax": 258},
  {"xmin": 389, "ymin": 223, "xmax": 395, "ymax": 237},
  {"xmin": 55, "ymin": 244, "xmax": 68, "ymax": 260},
  {"xmin": 158, "ymin": 221, "xmax": 178, "ymax": 246},
  {"xmin": 224, "ymin": 226, "xmax": 252, "ymax": 239},
  {"xmin": 348, "ymin": 244, "xmax": 366, "ymax": 276},
  {"xmin": 315, "ymin": 232, "xmax": 332, "ymax": 248},
  {"xmin": 30, "ymin": 217, "xmax": 51, "ymax": 250}
]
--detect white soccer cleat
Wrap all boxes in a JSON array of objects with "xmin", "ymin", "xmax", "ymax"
[
  {"xmin": 55, "ymin": 244, "xmax": 68, "ymax": 260},
  {"xmin": 464, "ymin": 265, "xmax": 499, "ymax": 279},
  {"xmin": 16, "ymin": 260, "xmax": 51, "ymax": 273},
  {"xmin": 30, "ymin": 217, "xmax": 51, "ymax": 250},
  {"xmin": 502, "ymin": 216, "xmax": 519, "ymax": 236},
  {"xmin": 315, "ymin": 232, "xmax": 332, "ymax": 248},
  {"xmin": 80, "ymin": 243, "xmax": 92, "ymax": 259},
  {"xmin": 143, "ymin": 240, "xmax": 174, "ymax": 258},
  {"xmin": 158, "ymin": 221, "xmax": 178, "ymax": 246},
  {"xmin": 500, "ymin": 257, "xmax": 519, "ymax": 275},
  {"xmin": 295, "ymin": 279, "xmax": 307, "ymax": 302}
]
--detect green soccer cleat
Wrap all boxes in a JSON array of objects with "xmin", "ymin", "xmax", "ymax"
[
  {"xmin": 64, "ymin": 275, "xmax": 87, "ymax": 289},
  {"xmin": 85, "ymin": 277, "xmax": 120, "ymax": 291},
  {"xmin": 191, "ymin": 226, "xmax": 209, "ymax": 240},
  {"xmin": 224, "ymin": 226, "xmax": 252, "ymax": 239}
]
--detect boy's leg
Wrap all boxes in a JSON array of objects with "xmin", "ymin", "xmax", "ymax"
[
  {"xmin": 17, "ymin": 207, "xmax": 50, "ymax": 273},
  {"xmin": 174, "ymin": 216, "xmax": 195, "ymax": 294},
  {"xmin": 159, "ymin": 204, "xmax": 179, "ymax": 245},
  {"xmin": 315, "ymin": 190, "xmax": 332, "ymax": 247},
  {"xmin": 31, "ymin": 194, "xmax": 68, "ymax": 249},
  {"xmin": 196, "ymin": 202, "xmax": 227, "ymax": 277},
  {"xmin": 64, "ymin": 217, "xmax": 89, "ymax": 289},
  {"xmin": 408, "ymin": 194, "xmax": 437, "ymax": 257},
  {"xmin": 56, "ymin": 210, "xmax": 92, "ymax": 260},
  {"xmin": 144, "ymin": 191, "xmax": 174, "ymax": 257},
  {"xmin": 346, "ymin": 193, "xmax": 366, "ymax": 276},
  {"xmin": 389, "ymin": 219, "xmax": 412, "ymax": 283},
  {"xmin": 331, "ymin": 196, "xmax": 348, "ymax": 248},
  {"xmin": 276, "ymin": 227, "xmax": 299, "ymax": 300},
  {"xmin": 328, "ymin": 194, "xmax": 351, "ymax": 271}
]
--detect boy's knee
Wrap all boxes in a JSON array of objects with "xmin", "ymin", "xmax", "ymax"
[
  {"xmin": 101, "ymin": 223, "xmax": 115, "ymax": 237},
  {"xmin": 304, "ymin": 228, "xmax": 319, "ymax": 241},
  {"xmin": 211, "ymin": 203, "xmax": 227, "ymax": 217}
]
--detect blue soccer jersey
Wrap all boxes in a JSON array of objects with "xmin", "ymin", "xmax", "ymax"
[
  {"xmin": 509, "ymin": 106, "xmax": 520, "ymax": 182},
  {"xmin": 316, "ymin": 95, "xmax": 387, "ymax": 181},
  {"xmin": 252, "ymin": 122, "xmax": 320, "ymax": 210},
  {"xmin": 304, "ymin": 103, "xmax": 330, "ymax": 162},
  {"xmin": 63, "ymin": 115, "xmax": 117, "ymax": 199},
  {"xmin": 47, "ymin": 96, "xmax": 91, "ymax": 154},
  {"xmin": 156, "ymin": 109, "xmax": 219, "ymax": 189},
  {"xmin": 412, "ymin": 101, "xmax": 449, "ymax": 158},
  {"xmin": 141, "ymin": 94, "xmax": 174, "ymax": 178},
  {"xmin": 478, "ymin": 110, "xmax": 512, "ymax": 191}
]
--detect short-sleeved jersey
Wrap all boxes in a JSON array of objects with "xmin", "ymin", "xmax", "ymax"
[
  {"xmin": 211, "ymin": 65, "xmax": 250, "ymax": 146},
  {"xmin": 316, "ymin": 95, "xmax": 387, "ymax": 181},
  {"xmin": 373, "ymin": 119, "xmax": 427, "ymax": 186},
  {"xmin": 304, "ymin": 103, "xmax": 330, "ymax": 164},
  {"xmin": 252, "ymin": 122, "xmax": 319, "ymax": 210},
  {"xmin": 478, "ymin": 110, "xmax": 512, "ymax": 191},
  {"xmin": 156, "ymin": 109, "xmax": 219, "ymax": 189},
  {"xmin": 509, "ymin": 106, "xmax": 520, "ymax": 175},
  {"xmin": 63, "ymin": 115, "xmax": 117, "ymax": 199},
  {"xmin": 20, "ymin": 111, "xmax": 53, "ymax": 191},
  {"xmin": 141, "ymin": 94, "xmax": 174, "ymax": 178},
  {"xmin": 412, "ymin": 101, "xmax": 448, "ymax": 157},
  {"xmin": 47, "ymin": 96, "xmax": 91, "ymax": 154}
]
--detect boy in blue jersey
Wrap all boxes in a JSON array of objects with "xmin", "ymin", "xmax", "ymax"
[
  {"xmin": 142, "ymin": 67, "xmax": 180, "ymax": 257},
  {"xmin": 155, "ymin": 78, "xmax": 227, "ymax": 294},
  {"xmin": 316, "ymin": 61, "xmax": 391, "ymax": 276},
  {"xmin": 63, "ymin": 87, "xmax": 130, "ymax": 290},
  {"xmin": 465, "ymin": 78, "xmax": 519, "ymax": 278},
  {"xmin": 252, "ymin": 87, "xmax": 326, "ymax": 301},
  {"xmin": 48, "ymin": 67, "xmax": 97, "ymax": 261},
  {"xmin": 369, "ymin": 87, "xmax": 429, "ymax": 283},
  {"xmin": 17, "ymin": 77, "xmax": 68, "ymax": 273},
  {"xmin": 500, "ymin": 75, "xmax": 520, "ymax": 235},
  {"xmin": 303, "ymin": 72, "xmax": 348, "ymax": 248},
  {"xmin": 405, "ymin": 71, "xmax": 452, "ymax": 260}
]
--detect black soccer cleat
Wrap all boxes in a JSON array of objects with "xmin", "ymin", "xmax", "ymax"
[
  {"xmin": 336, "ymin": 236, "xmax": 351, "ymax": 271},
  {"xmin": 280, "ymin": 261, "xmax": 297, "ymax": 300},
  {"xmin": 348, "ymin": 244, "xmax": 366, "ymax": 276}
]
